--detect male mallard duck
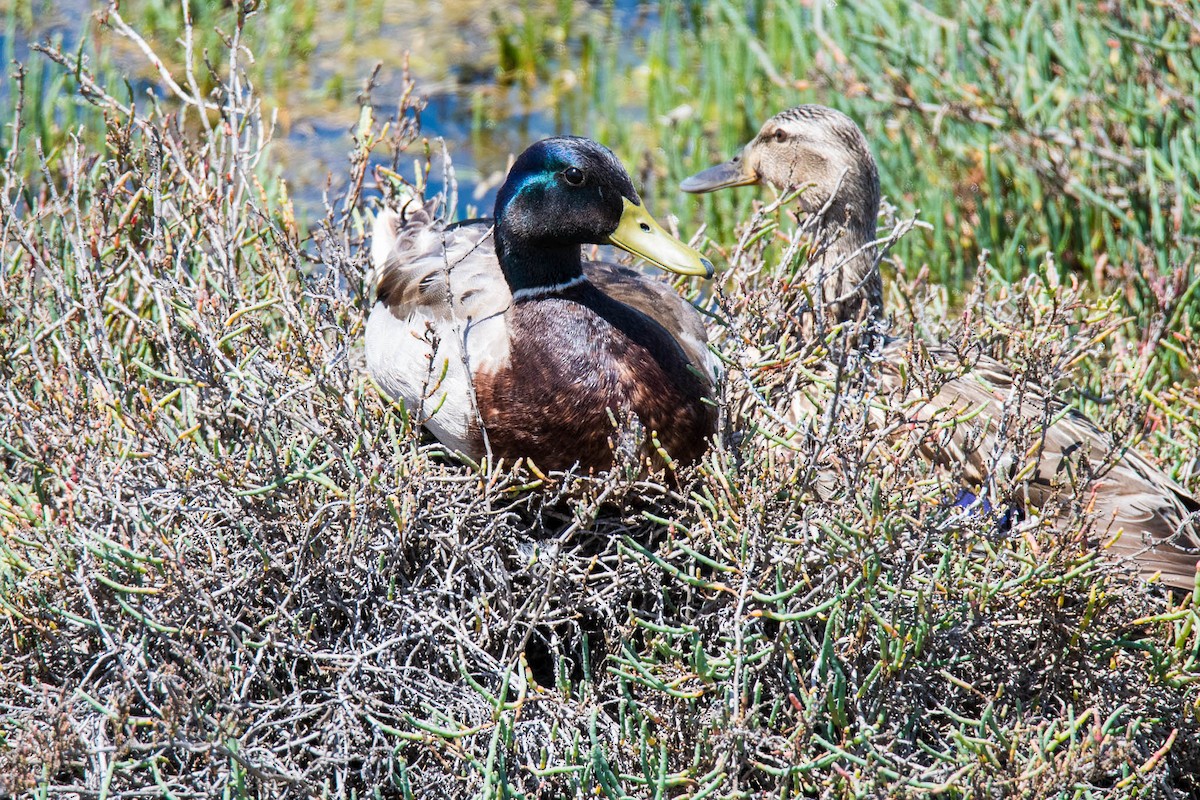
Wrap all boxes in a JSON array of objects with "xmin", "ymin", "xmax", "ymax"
[
  {"xmin": 368, "ymin": 136, "xmax": 718, "ymax": 472},
  {"xmin": 683, "ymin": 105, "xmax": 1200, "ymax": 588}
]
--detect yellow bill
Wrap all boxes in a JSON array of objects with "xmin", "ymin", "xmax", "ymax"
[{"xmin": 608, "ymin": 198, "xmax": 714, "ymax": 278}]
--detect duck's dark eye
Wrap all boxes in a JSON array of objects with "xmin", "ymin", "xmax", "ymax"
[
  {"xmin": 563, "ymin": 166, "xmax": 585, "ymax": 186},
  {"xmin": 773, "ymin": 129, "xmax": 788, "ymax": 143}
]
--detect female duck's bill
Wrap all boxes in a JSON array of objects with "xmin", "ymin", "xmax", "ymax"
[{"xmin": 679, "ymin": 152, "xmax": 761, "ymax": 193}]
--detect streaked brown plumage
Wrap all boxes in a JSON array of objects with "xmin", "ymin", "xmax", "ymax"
[
  {"xmin": 473, "ymin": 279, "xmax": 713, "ymax": 470},
  {"xmin": 684, "ymin": 104, "xmax": 1199, "ymax": 588}
]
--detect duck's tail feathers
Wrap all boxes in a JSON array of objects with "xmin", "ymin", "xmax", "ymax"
[
  {"xmin": 372, "ymin": 190, "xmax": 440, "ymax": 265},
  {"xmin": 369, "ymin": 192, "xmax": 441, "ymax": 298},
  {"xmin": 371, "ymin": 207, "xmax": 405, "ymax": 270}
]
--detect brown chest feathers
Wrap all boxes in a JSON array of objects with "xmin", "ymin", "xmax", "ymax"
[{"xmin": 473, "ymin": 283, "xmax": 716, "ymax": 471}]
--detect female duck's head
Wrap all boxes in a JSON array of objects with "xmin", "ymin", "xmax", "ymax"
[
  {"xmin": 681, "ymin": 105, "xmax": 880, "ymax": 235},
  {"xmin": 682, "ymin": 106, "xmax": 884, "ymax": 328},
  {"xmin": 494, "ymin": 137, "xmax": 713, "ymax": 294}
]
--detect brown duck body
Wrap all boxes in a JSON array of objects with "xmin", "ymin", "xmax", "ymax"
[
  {"xmin": 476, "ymin": 280, "xmax": 714, "ymax": 470},
  {"xmin": 686, "ymin": 104, "xmax": 1199, "ymax": 588}
]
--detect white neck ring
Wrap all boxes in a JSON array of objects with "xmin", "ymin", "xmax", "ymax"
[{"xmin": 511, "ymin": 274, "xmax": 588, "ymax": 303}]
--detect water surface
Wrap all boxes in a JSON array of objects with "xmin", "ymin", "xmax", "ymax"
[{"xmin": 2, "ymin": 1, "xmax": 659, "ymax": 217}]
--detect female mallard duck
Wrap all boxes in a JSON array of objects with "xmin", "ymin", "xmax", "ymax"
[
  {"xmin": 368, "ymin": 136, "xmax": 718, "ymax": 472},
  {"xmin": 683, "ymin": 105, "xmax": 1200, "ymax": 588}
]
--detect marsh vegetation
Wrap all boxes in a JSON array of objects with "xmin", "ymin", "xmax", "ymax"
[{"xmin": 1, "ymin": 1, "xmax": 1199, "ymax": 798}]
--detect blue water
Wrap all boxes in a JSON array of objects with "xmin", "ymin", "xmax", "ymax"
[{"xmin": 1, "ymin": 0, "xmax": 658, "ymax": 219}]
